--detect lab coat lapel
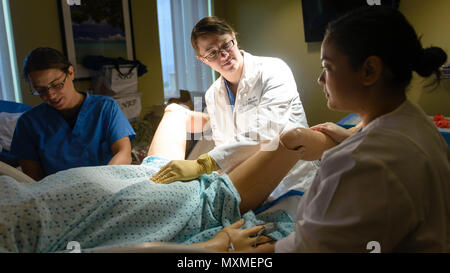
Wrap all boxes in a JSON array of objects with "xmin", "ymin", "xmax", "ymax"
[
  {"xmin": 235, "ymin": 52, "xmax": 261, "ymax": 109},
  {"xmin": 212, "ymin": 52, "xmax": 262, "ymax": 145},
  {"xmin": 238, "ymin": 52, "xmax": 260, "ymax": 92},
  {"xmin": 216, "ymin": 78, "xmax": 235, "ymax": 141}
]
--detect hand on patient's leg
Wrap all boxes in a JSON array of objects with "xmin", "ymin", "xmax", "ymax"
[
  {"xmin": 280, "ymin": 127, "xmax": 338, "ymax": 161},
  {"xmin": 150, "ymin": 153, "xmax": 218, "ymax": 184},
  {"xmin": 311, "ymin": 121, "xmax": 361, "ymax": 144},
  {"xmin": 150, "ymin": 159, "xmax": 202, "ymax": 184},
  {"xmin": 217, "ymin": 219, "xmax": 273, "ymax": 252},
  {"xmin": 193, "ymin": 219, "xmax": 273, "ymax": 252},
  {"xmin": 148, "ymin": 103, "xmax": 217, "ymax": 184}
]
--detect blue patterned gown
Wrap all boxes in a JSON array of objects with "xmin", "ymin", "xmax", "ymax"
[{"xmin": 0, "ymin": 156, "xmax": 294, "ymax": 252}]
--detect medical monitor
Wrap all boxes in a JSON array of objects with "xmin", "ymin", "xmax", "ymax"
[{"xmin": 301, "ymin": 0, "xmax": 400, "ymax": 42}]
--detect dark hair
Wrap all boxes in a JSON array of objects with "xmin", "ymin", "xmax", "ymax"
[
  {"xmin": 191, "ymin": 16, "xmax": 237, "ymax": 54},
  {"xmin": 325, "ymin": 6, "xmax": 447, "ymax": 88},
  {"xmin": 23, "ymin": 47, "xmax": 72, "ymax": 80}
]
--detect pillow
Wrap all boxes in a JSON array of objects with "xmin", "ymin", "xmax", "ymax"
[
  {"xmin": 0, "ymin": 112, "xmax": 22, "ymax": 152},
  {"xmin": 0, "ymin": 161, "xmax": 35, "ymax": 183}
]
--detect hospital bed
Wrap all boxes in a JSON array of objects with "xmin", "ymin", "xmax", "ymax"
[{"xmin": 337, "ymin": 113, "xmax": 450, "ymax": 146}]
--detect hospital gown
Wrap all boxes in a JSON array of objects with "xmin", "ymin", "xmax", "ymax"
[{"xmin": 0, "ymin": 157, "xmax": 294, "ymax": 253}]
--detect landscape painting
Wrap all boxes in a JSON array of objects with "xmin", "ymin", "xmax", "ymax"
[{"xmin": 60, "ymin": 0, "xmax": 134, "ymax": 79}]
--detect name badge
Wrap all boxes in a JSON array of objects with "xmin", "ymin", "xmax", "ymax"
[{"xmin": 245, "ymin": 96, "xmax": 258, "ymax": 106}]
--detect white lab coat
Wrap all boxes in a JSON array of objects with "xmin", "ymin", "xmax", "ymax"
[
  {"xmin": 206, "ymin": 51, "xmax": 318, "ymax": 200},
  {"xmin": 276, "ymin": 100, "xmax": 450, "ymax": 252}
]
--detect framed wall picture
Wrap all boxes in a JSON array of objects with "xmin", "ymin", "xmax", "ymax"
[{"xmin": 58, "ymin": 0, "xmax": 135, "ymax": 79}]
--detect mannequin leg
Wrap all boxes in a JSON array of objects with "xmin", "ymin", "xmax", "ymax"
[
  {"xmin": 147, "ymin": 104, "xmax": 189, "ymax": 160},
  {"xmin": 229, "ymin": 128, "xmax": 337, "ymax": 213}
]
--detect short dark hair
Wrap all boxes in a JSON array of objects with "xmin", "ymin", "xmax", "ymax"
[
  {"xmin": 23, "ymin": 47, "xmax": 72, "ymax": 80},
  {"xmin": 325, "ymin": 6, "xmax": 447, "ymax": 89},
  {"xmin": 191, "ymin": 16, "xmax": 237, "ymax": 54}
]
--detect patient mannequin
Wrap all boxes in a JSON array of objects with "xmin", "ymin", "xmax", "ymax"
[{"xmin": 145, "ymin": 104, "xmax": 341, "ymax": 252}]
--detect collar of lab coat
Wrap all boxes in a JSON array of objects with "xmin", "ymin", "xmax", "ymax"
[
  {"xmin": 218, "ymin": 51, "xmax": 261, "ymax": 103},
  {"xmin": 239, "ymin": 51, "xmax": 261, "ymax": 91}
]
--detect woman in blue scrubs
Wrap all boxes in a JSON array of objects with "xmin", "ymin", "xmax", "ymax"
[{"xmin": 10, "ymin": 47, "xmax": 136, "ymax": 181}]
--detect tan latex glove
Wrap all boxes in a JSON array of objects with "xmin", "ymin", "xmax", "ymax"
[{"xmin": 150, "ymin": 153, "xmax": 218, "ymax": 184}]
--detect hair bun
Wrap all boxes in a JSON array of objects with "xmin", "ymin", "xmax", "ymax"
[{"xmin": 414, "ymin": 47, "xmax": 448, "ymax": 77}]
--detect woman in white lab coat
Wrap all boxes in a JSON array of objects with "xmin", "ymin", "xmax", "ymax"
[{"xmin": 152, "ymin": 17, "xmax": 318, "ymax": 199}]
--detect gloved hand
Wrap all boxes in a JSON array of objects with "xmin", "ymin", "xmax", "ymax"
[{"xmin": 150, "ymin": 153, "xmax": 218, "ymax": 184}]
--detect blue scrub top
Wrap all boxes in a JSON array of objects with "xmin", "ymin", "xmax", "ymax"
[{"xmin": 10, "ymin": 93, "xmax": 136, "ymax": 176}]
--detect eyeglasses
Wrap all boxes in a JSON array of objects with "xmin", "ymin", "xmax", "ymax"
[
  {"xmin": 201, "ymin": 39, "xmax": 235, "ymax": 62},
  {"xmin": 30, "ymin": 73, "xmax": 68, "ymax": 96}
]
